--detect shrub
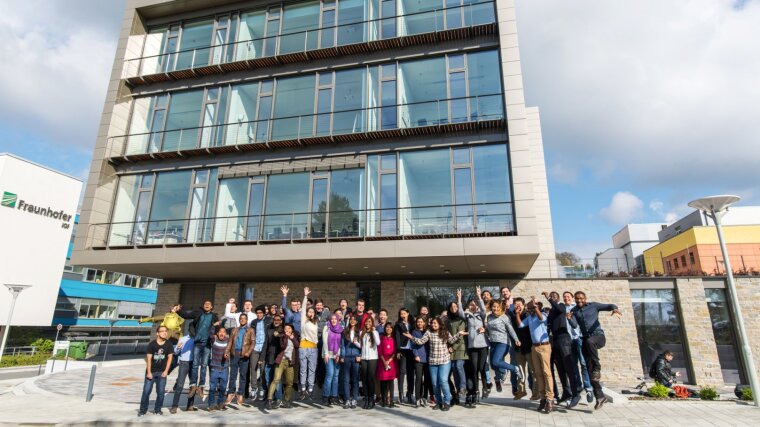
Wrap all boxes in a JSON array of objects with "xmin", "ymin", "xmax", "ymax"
[
  {"xmin": 0, "ymin": 352, "xmax": 51, "ymax": 368},
  {"xmin": 648, "ymin": 382, "xmax": 669, "ymax": 398},
  {"xmin": 699, "ymin": 386, "xmax": 719, "ymax": 401},
  {"xmin": 30, "ymin": 338, "xmax": 54, "ymax": 353},
  {"xmin": 741, "ymin": 387, "xmax": 753, "ymax": 401}
]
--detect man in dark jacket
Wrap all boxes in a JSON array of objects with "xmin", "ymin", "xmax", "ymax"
[
  {"xmin": 651, "ymin": 350, "xmax": 678, "ymax": 387},
  {"xmin": 178, "ymin": 300, "xmax": 220, "ymax": 399},
  {"xmin": 543, "ymin": 291, "xmax": 583, "ymax": 407},
  {"xmin": 247, "ymin": 305, "xmax": 272, "ymax": 400},
  {"xmin": 264, "ymin": 314, "xmax": 284, "ymax": 402}
]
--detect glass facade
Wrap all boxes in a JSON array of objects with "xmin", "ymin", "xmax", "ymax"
[
  {"xmin": 403, "ymin": 280, "xmax": 498, "ymax": 316},
  {"xmin": 631, "ymin": 289, "xmax": 692, "ymax": 383},
  {"xmin": 105, "ymin": 144, "xmax": 512, "ymax": 245},
  {"xmin": 126, "ymin": 0, "xmax": 497, "ymax": 77},
  {"xmin": 118, "ymin": 50, "xmax": 503, "ymax": 156},
  {"xmin": 705, "ymin": 288, "xmax": 745, "ymax": 384}
]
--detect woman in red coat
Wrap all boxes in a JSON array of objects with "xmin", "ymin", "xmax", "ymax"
[{"xmin": 377, "ymin": 322, "xmax": 398, "ymax": 407}]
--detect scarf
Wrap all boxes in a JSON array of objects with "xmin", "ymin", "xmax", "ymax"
[{"xmin": 328, "ymin": 315, "xmax": 343, "ymax": 354}]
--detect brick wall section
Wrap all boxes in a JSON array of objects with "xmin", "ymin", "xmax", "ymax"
[
  {"xmin": 381, "ymin": 281, "xmax": 404, "ymax": 320},
  {"xmin": 675, "ymin": 278, "xmax": 723, "ymax": 386},
  {"xmin": 246, "ymin": 282, "xmax": 357, "ymax": 314},
  {"xmin": 153, "ymin": 282, "xmax": 180, "ymax": 317},
  {"xmin": 512, "ymin": 279, "xmax": 643, "ymax": 385},
  {"xmin": 213, "ymin": 282, "xmax": 239, "ymax": 311},
  {"xmin": 735, "ymin": 277, "xmax": 760, "ymax": 383}
]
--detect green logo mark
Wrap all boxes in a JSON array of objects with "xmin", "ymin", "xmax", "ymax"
[{"xmin": 1, "ymin": 191, "xmax": 17, "ymax": 208}]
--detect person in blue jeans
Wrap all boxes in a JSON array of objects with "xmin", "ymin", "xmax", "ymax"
[
  {"xmin": 321, "ymin": 313, "xmax": 343, "ymax": 406},
  {"xmin": 179, "ymin": 300, "xmax": 219, "ymax": 400},
  {"xmin": 139, "ymin": 326, "xmax": 174, "ymax": 416},
  {"xmin": 340, "ymin": 314, "xmax": 362, "ymax": 409},
  {"xmin": 207, "ymin": 327, "xmax": 229, "ymax": 411},
  {"xmin": 170, "ymin": 334, "xmax": 194, "ymax": 413},
  {"xmin": 485, "ymin": 299, "xmax": 524, "ymax": 392},
  {"xmin": 404, "ymin": 317, "xmax": 465, "ymax": 411}
]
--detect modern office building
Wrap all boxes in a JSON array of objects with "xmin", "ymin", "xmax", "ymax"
[
  {"xmin": 72, "ymin": 0, "xmax": 557, "ymax": 316},
  {"xmin": 54, "ymin": 215, "xmax": 160, "ymax": 335},
  {"xmin": 0, "ymin": 153, "xmax": 81, "ymax": 332},
  {"xmin": 595, "ymin": 223, "xmax": 666, "ymax": 274}
]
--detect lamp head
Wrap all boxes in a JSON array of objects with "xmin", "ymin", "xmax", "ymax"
[
  {"xmin": 4, "ymin": 284, "xmax": 32, "ymax": 293},
  {"xmin": 688, "ymin": 195, "xmax": 741, "ymax": 214}
]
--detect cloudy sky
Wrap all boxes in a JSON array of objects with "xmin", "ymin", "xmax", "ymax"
[{"xmin": 1, "ymin": 0, "xmax": 758, "ymax": 260}]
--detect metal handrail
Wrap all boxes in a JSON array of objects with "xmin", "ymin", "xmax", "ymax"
[
  {"xmin": 123, "ymin": 1, "xmax": 497, "ymax": 79},
  {"xmin": 108, "ymin": 93, "xmax": 504, "ymax": 157},
  {"xmin": 87, "ymin": 201, "xmax": 514, "ymax": 248}
]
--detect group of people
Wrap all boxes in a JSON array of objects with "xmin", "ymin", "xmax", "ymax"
[{"xmin": 138, "ymin": 285, "xmax": 621, "ymax": 416}]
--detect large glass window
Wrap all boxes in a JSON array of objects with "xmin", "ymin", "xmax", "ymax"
[
  {"xmin": 164, "ymin": 90, "xmax": 204, "ymax": 151},
  {"xmin": 272, "ymin": 75, "xmax": 316, "ymax": 140},
  {"xmin": 333, "ymin": 68, "xmax": 367, "ymax": 134},
  {"xmin": 398, "ymin": 149, "xmax": 452, "ymax": 234},
  {"xmin": 176, "ymin": 20, "xmax": 214, "ymax": 70},
  {"xmin": 147, "ymin": 170, "xmax": 192, "ymax": 244},
  {"xmin": 466, "ymin": 50, "xmax": 503, "ymax": 120},
  {"xmin": 226, "ymin": 82, "xmax": 259, "ymax": 146},
  {"xmin": 338, "ymin": 0, "xmax": 367, "ymax": 45},
  {"xmin": 213, "ymin": 177, "xmax": 249, "ymax": 242},
  {"xmin": 398, "ymin": 57, "xmax": 447, "ymax": 127},
  {"xmin": 263, "ymin": 172, "xmax": 310, "ymax": 240},
  {"xmin": 109, "ymin": 175, "xmax": 140, "ymax": 245},
  {"xmin": 404, "ymin": 281, "xmax": 498, "ymax": 316},
  {"xmin": 329, "ymin": 168, "xmax": 365, "ymax": 237},
  {"xmin": 236, "ymin": 10, "xmax": 266, "ymax": 61},
  {"xmin": 706, "ymin": 288, "xmax": 745, "ymax": 384},
  {"xmin": 473, "ymin": 144, "xmax": 511, "ymax": 232},
  {"xmin": 631, "ymin": 289, "xmax": 692, "ymax": 383},
  {"xmin": 400, "ymin": 0, "xmax": 443, "ymax": 36},
  {"xmin": 279, "ymin": 1, "xmax": 320, "ymax": 54}
]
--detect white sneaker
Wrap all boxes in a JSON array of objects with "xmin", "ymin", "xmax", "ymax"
[{"xmin": 516, "ymin": 365, "xmax": 525, "ymax": 383}]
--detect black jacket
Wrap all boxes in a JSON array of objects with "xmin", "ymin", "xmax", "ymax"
[
  {"xmin": 265, "ymin": 323, "xmax": 284, "ymax": 365},
  {"xmin": 651, "ymin": 353, "xmax": 675, "ymax": 384},
  {"xmin": 546, "ymin": 299, "xmax": 578, "ymax": 337},
  {"xmin": 394, "ymin": 319, "xmax": 414, "ymax": 350},
  {"xmin": 178, "ymin": 307, "xmax": 219, "ymax": 341}
]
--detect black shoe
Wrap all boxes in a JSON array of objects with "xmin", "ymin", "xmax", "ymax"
[
  {"xmin": 153, "ymin": 410, "xmax": 163, "ymax": 415},
  {"xmin": 442, "ymin": 403, "xmax": 451, "ymax": 411},
  {"xmin": 369, "ymin": 399, "xmax": 375, "ymax": 409},
  {"xmin": 495, "ymin": 381, "xmax": 502, "ymax": 393},
  {"xmin": 407, "ymin": 395, "xmax": 414, "ymax": 405},
  {"xmin": 432, "ymin": 403, "xmax": 440, "ymax": 410},
  {"xmin": 343, "ymin": 400, "xmax": 351, "ymax": 409},
  {"xmin": 544, "ymin": 401, "xmax": 554, "ymax": 414},
  {"xmin": 537, "ymin": 399, "xmax": 547, "ymax": 412},
  {"xmin": 594, "ymin": 396, "xmax": 607, "ymax": 410},
  {"xmin": 266, "ymin": 400, "xmax": 274, "ymax": 410},
  {"xmin": 558, "ymin": 392, "xmax": 572, "ymax": 404},
  {"xmin": 363, "ymin": 398, "xmax": 369, "ymax": 409},
  {"xmin": 281, "ymin": 400, "xmax": 292, "ymax": 409},
  {"xmin": 137, "ymin": 412, "xmax": 146, "ymax": 417},
  {"xmin": 568, "ymin": 394, "xmax": 581, "ymax": 408}
]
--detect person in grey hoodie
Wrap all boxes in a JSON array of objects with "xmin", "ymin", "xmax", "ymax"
[
  {"xmin": 485, "ymin": 297, "xmax": 524, "ymax": 393},
  {"xmin": 458, "ymin": 287, "xmax": 489, "ymax": 405}
]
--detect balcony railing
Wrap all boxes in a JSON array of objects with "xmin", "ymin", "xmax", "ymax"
[
  {"xmin": 122, "ymin": 1, "xmax": 497, "ymax": 84},
  {"xmin": 86, "ymin": 202, "xmax": 514, "ymax": 249},
  {"xmin": 106, "ymin": 93, "xmax": 504, "ymax": 162}
]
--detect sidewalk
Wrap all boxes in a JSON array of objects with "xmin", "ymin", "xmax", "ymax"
[{"xmin": 0, "ymin": 363, "xmax": 755, "ymax": 426}]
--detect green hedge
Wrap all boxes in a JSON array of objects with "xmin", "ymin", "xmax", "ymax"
[{"xmin": 0, "ymin": 352, "xmax": 54, "ymax": 368}]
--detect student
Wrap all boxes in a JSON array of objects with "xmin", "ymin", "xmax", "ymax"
[
  {"xmin": 249, "ymin": 305, "xmax": 271, "ymax": 400},
  {"xmin": 377, "ymin": 322, "xmax": 398, "ymax": 407},
  {"xmin": 225, "ymin": 313, "xmax": 253, "ymax": 405},
  {"xmin": 222, "ymin": 299, "xmax": 241, "ymax": 332},
  {"xmin": 480, "ymin": 289, "xmax": 494, "ymax": 393},
  {"xmin": 571, "ymin": 291, "xmax": 621, "ymax": 410},
  {"xmin": 447, "ymin": 299, "xmax": 468, "ymax": 406},
  {"xmin": 266, "ymin": 323, "xmax": 299, "ymax": 409},
  {"xmin": 542, "ymin": 291, "xmax": 582, "ymax": 407},
  {"xmin": 206, "ymin": 327, "xmax": 230, "ymax": 411},
  {"xmin": 517, "ymin": 297, "xmax": 555, "ymax": 413},
  {"xmin": 299, "ymin": 287, "xmax": 320, "ymax": 399},
  {"xmin": 280, "ymin": 285, "xmax": 303, "ymax": 335},
  {"xmin": 264, "ymin": 315, "xmax": 284, "ymax": 403},
  {"xmin": 340, "ymin": 314, "xmax": 362, "ymax": 409},
  {"xmin": 486, "ymin": 299, "xmax": 523, "ymax": 393},
  {"xmin": 404, "ymin": 317, "xmax": 465, "ymax": 411},
  {"xmin": 322, "ymin": 314, "xmax": 343, "ymax": 406},
  {"xmin": 179, "ymin": 300, "xmax": 220, "ymax": 401},
  {"xmin": 410, "ymin": 317, "xmax": 430, "ymax": 407},
  {"xmin": 169, "ymin": 333, "xmax": 194, "ymax": 413},
  {"xmin": 394, "ymin": 308, "xmax": 415, "ymax": 405},
  {"xmin": 459, "ymin": 287, "xmax": 489, "ymax": 406},
  {"xmin": 511, "ymin": 297, "xmax": 536, "ymax": 401},
  {"xmin": 360, "ymin": 316, "xmax": 380, "ymax": 409},
  {"xmin": 650, "ymin": 350, "xmax": 679, "ymax": 387},
  {"xmin": 139, "ymin": 304, "xmax": 184, "ymax": 344},
  {"xmin": 139, "ymin": 326, "xmax": 174, "ymax": 416}
]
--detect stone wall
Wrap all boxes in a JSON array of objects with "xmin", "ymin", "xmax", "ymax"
[
  {"xmin": 736, "ymin": 277, "xmax": 760, "ymax": 385},
  {"xmin": 675, "ymin": 278, "xmax": 723, "ymax": 386},
  {"xmin": 153, "ymin": 282, "xmax": 180, "ymax": 314}
]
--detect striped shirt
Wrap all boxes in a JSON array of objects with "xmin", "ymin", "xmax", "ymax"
[{"xmin": 210, "ymin": 337, "xmax": 228, "ymax": 369}]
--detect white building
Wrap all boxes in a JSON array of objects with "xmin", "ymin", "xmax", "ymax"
[
  {"xmin": 0, "ymin": 154, "xmax": 82, "ymax": 328},
  {"xmin": 596, "ymin": 223, "xmax": 666, "ymax": 274}
]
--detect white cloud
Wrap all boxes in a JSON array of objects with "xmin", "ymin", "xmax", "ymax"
[
  {"xmin": 600, "ymin": 191, "xmax": 644, "ymax": 225},
  {"xmin": 517, "ymin": 0, "xmax": 760, "ymax": 189},
  {"xmin": 0, "ymin": 1, "xmax": 123, "ymax": 150}
]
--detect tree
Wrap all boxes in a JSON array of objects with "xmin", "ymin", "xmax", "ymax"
[{"xmin": 556, "ymin": 251, "xmax": 580, "ymax": 266}]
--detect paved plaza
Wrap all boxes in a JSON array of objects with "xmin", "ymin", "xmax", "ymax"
[{"xmin": 0, "ymin": 361, "xmax": 756, "ymax": 426}]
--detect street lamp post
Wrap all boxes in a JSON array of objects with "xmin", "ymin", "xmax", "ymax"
[
  {"xmin": 689, "ymin": 195, "xmax": 759, "ymax": 407},
  {"xmin": 103, "ymin": 318, "xmax": 118, "ymax": 363},
  {"xmin": 0, "ymin": 284, "xmax": 32, "ymax": 363}
]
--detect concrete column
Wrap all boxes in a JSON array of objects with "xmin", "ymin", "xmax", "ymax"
[
  {"xmin": 381, "ymin": 281, "xmax": 404, "ymax": 321},
  {"xmin": 675, "ymin": 278, "xmax": 723, "ymax": 386}
]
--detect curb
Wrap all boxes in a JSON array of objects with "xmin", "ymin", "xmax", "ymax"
[{"xmin": 603, "ymin": 387, "xmax": 629, "ymax": 405}]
